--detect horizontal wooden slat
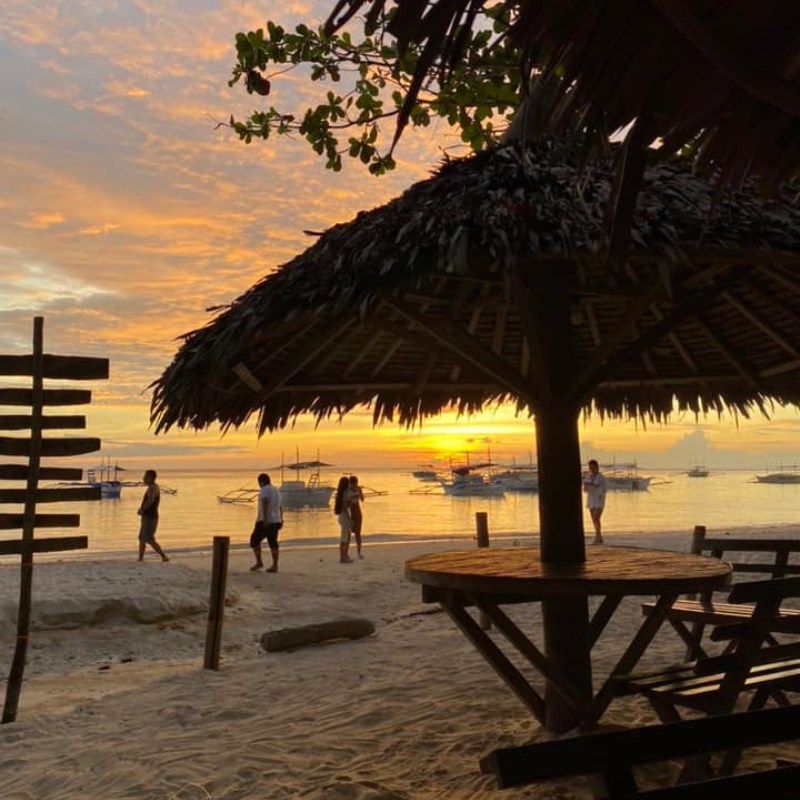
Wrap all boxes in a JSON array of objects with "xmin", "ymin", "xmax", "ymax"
[
  {"xmin": 0, "ymin": 513, "xmax": 80, "ymax": 529},
  {"xmin": 0, "ymin": 535, "xmax": 88, "ymax": 555},
  {"xmin": 0, "ymin": 354, "xmax": 109, "ymax": 380},
  {"xmin": 0, "ymin": 465, "xmax": 83, "ymax": 481},
  {"xmin": 0, "ymin": 486, "xmax": 101, "ymax": 504},
  {"xmin": 0, "ymin": 437, "xmax": 101, "ymax": 457},
  {"xmin": 0, "ymin": 415, "xmax": 86, "ymax": 431},
  {"xmin": 0, "ymin": 388, "xmax": 91, "ymax": 407}
]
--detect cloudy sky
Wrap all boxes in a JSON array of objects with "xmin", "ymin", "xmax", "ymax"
[{"xmin": 2, "ymin": 1, "xmax": 798, "ymax": 472}]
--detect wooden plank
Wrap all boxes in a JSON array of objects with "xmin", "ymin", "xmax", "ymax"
[
  {"xmin": 0, "ymin": 437, "xmax": 101, "ymax": 457},
  {"xmin": 0, "ymin": 486, "xmax": 100, "ymax": 504},
  {"xmin": 700, "ymin": 537, "xmax": 800, "ymax": 552},
  {"xmin": 480, "ymin": 704, "xmax": 800, "ymax": 790},
  {"xmin": 0, "ymin": 513, "xmax": 80, "ymax": 529},
  {"xmin": 0, "ymin": 388, "xmax": 91, "ymax": 407},
  {"xmin": 0, "ymin": 536, "xmax": 88, "ymax": 555},
  {"xmin": 0, "ymin": 415, "xmax": 86, "ymax": 430},
  {"xmin": 0, "ymin": 464, "xmax": 83, "ymax": 481},
  {"xmin": 0, "ymin": 354, "xmax": 109, "ymax": 380}
]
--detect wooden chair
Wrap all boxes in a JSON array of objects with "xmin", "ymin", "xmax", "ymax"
[
  {"xmin": 618, "ymin": 577, "xmax": 800, "ymax": 727},
  {"xmin": 480, "ymin": 704, "xmax": 800, "ymax": 797},
  {"xmin": 642, "ymin": 526, "xmax": 800, "ymax": 660}
]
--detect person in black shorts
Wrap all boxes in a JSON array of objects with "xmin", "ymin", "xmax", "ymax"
[{"xmin": 249, "ymin": 473, "xmax": 283, "ymax": 572}]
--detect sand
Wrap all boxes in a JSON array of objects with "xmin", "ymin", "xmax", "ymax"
[{"xmin": 0, "ymin": 527, "xmax": 797, "ymax": 799}]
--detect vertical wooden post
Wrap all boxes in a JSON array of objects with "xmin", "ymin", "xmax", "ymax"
[
  {"xmin": 2, "ymin": 317, "xmax": 44, "ymax": 724},
  {"xmin": 476, "ymin": 512, "xmax": 491, "ymax": 630},
  {"xmin": 204, "ymin": 535, "xmax": 230, "ymax": 670}
]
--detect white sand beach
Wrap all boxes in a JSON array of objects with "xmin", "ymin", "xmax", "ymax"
[{"xmin": 1, "ymin": 527, "xmax": 798, "ymax": 799}]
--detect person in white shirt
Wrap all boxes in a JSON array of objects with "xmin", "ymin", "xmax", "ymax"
[
  {"xmin": 249, "ymin": 473, "xmax": 283, "ymax": 572},
  {"xmin": 583, "ymin": 459, "xmax": 607, "ymax": 545}
]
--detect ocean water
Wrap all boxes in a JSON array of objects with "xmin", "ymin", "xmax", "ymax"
[{"xmin": 5, "ymin": 467, "xmax": 799, "ymax": 559}]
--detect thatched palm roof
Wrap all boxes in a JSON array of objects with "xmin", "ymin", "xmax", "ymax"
[
  {"xmin": 325, "ymin": 0, "xmax": 800, "ymax": 189},
  {"xmin": 151, "ymin": 140, "xmax": 800, "ymax": 437}
]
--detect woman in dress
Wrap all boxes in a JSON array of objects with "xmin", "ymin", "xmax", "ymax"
[
  {"xmin": 348, "ymin": 475, "xmax": 365, "ymax": 559},
  {"xmin": 334, "ymin": 476, "xmax": 353, "ymax": 563}
]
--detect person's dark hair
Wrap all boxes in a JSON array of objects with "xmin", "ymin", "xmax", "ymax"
[
  {"xmin": 588, "ymin": 459, "xmax": 599, "ymax": 469},
  {"xmin": 144, "ymin": 469, "xmax": 157, "ymax": 481},
  {"xmin": 334, "ymin": 476, "xmax": 350, "ymax": 514},
  {"xmin": 258, "ymin": 473, "xmax": 270, "ymax": 486},
  {"xmin": 349, "ymin": 475, "xmax": 358, "ymax": 485}
]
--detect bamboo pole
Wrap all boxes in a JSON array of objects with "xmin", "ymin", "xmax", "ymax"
[
  {"xmin": 204, "ymin": 535, "xmax": 230, "ymax": 670},
  {"xmin": 3, "ymin": 317, "xmax": 44, "ymax": 723},
  {"xmin": 476, "ymin": 512, "xmax": 491, "ymax": 630}
]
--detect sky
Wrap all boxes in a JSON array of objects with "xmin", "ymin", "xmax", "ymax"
[{"xmin": 1, "ymin": 1, "xmax": 799, "ymax": 473}]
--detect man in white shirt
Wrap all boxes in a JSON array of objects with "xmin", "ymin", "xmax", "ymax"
[{"xmin": 249, "ymin": 473, "xmax": 283, "ymax": 572}]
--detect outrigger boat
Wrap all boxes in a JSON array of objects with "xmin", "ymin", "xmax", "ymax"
[
  {"xmin": 439, "ymin": 457, "xmax": 505, "ymax": 497},
  {"xmin": 87, "ymin": 457, "xmax": 124, "ymax": 499},
  {"xmin": 279, "ymin": 450, "xmax": 335, "ymax": 508},
  {"xmin": 601, "ymin": 461, "xmax": 652, "ymax": 491},
  {"xmin": 754, "ymin": 465, "xmax": 800, "ymax": 484},
  {"xmin": 217, "ymin": 487, "xmax": 259, "ymax": 504},
  {"xmin": 687, "ymin": 462, "xmax": 710, "ymax": 478}
]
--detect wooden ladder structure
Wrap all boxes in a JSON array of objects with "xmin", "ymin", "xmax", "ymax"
[{"xmin": 0, "ymin": 316, "xmax": 109, "ymax": 722}]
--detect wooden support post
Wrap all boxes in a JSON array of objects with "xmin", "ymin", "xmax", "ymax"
[
  {"xmin": 204, "ymin": 536, "xmax": 230, "ymax": 671},
  {"xmin": 2, "ymin": 318, "xmax": 43, "ymax": 724},
  {"xmin": 476, "ymin": 512, "xmax": 491, "ymax": 630}
]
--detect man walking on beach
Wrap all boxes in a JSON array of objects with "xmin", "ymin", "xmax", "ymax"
[
  {"xmin": 137, "ymin": 469, "xmax": 169, "ymax": 562},
  {"xmin": 250, "ymin": 473, "xmax": 282, "ymax": 572},
  {"xmin": 583, "ymin": 459, "xmax": 607, "ymax": 545}
]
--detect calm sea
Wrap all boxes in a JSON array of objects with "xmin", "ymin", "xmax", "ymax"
[{"xmin": 5, "ymin": 467, "xmax": 799, "ymax": 560}]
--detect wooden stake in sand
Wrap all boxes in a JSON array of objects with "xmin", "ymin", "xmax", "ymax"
[
  {"xmin": 204, "ymin": 535, "xmax": 230, "ymax": 670},
  {"xmin": 0, "ymin": 316, "xmax": 108, "ymax": 723}
]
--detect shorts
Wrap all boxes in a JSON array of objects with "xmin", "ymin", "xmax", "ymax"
[
  {"xmin": 250, "ymin": 521, "xmax": 281, "ymax": 550},
  {"xmin": 350, "ymin": 505, "xmax": 363, "ymax": 536},
  {"xmin": 139, "ymin": 515, "xmax": 159, "ymax": 543}
]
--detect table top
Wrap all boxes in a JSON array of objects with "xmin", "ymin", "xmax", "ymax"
[{"xmin": 405, "ymin": 545, "xmax": 732, "ymax": 597}]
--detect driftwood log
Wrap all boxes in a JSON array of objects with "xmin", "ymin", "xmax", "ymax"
[{"xmin": 261, "ymin": 618, "xmax": 375, "ymax": 652}]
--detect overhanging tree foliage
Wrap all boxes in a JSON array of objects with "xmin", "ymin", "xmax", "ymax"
[{"xmin": 227, "ymin": 6, "xmax": 529, "ymax": 174}]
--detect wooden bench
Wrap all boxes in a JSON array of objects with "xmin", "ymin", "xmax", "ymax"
[
  {"xmin": 643, "ymin": 525, "xmax": 800, "ymax": 659},
  {"xmin": 617, "ymin": 577, "xmax": 800, "ymax": 729},
  {"xmin": 480, "ymin": 704, "xmax": 800, "ymax": 797}
]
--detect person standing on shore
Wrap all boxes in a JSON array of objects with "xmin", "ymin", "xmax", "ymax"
[
  {"xmin": 249, "ymin": 473, "xmax": 283, "ymax": 572},
  {"xmin": 334, "ymin": 476, "xmax": 353, "ymax": 563},
  {"xmin": 348, "ymin": 475, "xmax": 365, "ymax": 559},
  {"xmin": 137, "ymin": 469, "xmax": 169, "ymax": 562},
  {"xmin": 583, "ymin": 459, "xmax": 607, "ymax": 545}
]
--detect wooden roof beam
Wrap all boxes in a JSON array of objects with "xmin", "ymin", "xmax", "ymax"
[
  {"xmin": 412, "ymin": 354, "xmax": 438, "ymax": 396},
  {"xmin": 569, "ymin": 277, "xmax": 738, "ymax": 405},
  {"xmin": 722, "ymin": 290, "xmax": 799, "ymax": 357},
  {"xmin": 381, "ymin": 297, "xmax": 531, "ymax": 399},
  {"xmin": 568, "ymin": 279, "xmax": 662, "ymax": 401},
  {"xmin": 760, "ymin": 359, "xmax": 800, "ymax": 379},
  {"xmin": 694, "ymin": 316, "xmax": 762, "ymax": 390},
  {"xmin": 275, "ymin": 382, "xmax": 503, "ymax": 392},
  {"xmin": 237, "ymin": 316, "xmax": 356, "ymax": 402}
]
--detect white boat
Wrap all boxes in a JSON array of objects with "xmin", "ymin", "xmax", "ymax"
[
  {"xmin": 601, "ymin": 462, "xmax": 652, "ymax": 491},
  {"xmin": 686, "ymin": 463, "xmax": 709, "ymax": 478},
  {"xmin": 755, "ymin": 465, "xmax": 800, "ymax": 484},
  {"xmin": 279, "ymin": 452, "xmax": 335, "ymax": 508}
]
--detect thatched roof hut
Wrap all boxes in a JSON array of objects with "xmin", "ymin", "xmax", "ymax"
[
  {"xmin": 153, "ymin": 138, "xmax": 800, "ymax": 732},
  {"xmin": 152, "ymin": 140, "xmax": 800, "ymax": 439}
]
